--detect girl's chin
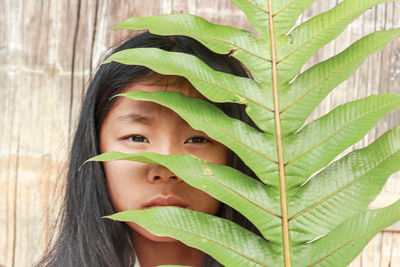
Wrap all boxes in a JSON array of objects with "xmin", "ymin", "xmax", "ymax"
[{"xmin": 128, "ymin": 222, "xmax": 178, "ymax": 243}]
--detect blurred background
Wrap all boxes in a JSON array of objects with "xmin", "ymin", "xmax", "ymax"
[{"xmin": 0, "ymin": 0, "xmax": 399, "ymax": 266}]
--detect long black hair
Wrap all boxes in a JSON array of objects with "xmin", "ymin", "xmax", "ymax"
[{"xmin": 36, "ymin": 31, "xmax": 260, "ymax": 267}]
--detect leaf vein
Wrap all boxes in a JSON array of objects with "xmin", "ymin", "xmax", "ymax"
[
  {"xmin": 280, "ymin": 55, "xmax": 369, "ymax": 113},
  {"xmin": 273, "ymin": 0, "xmax": 298, "ymax": 17},
  {"xmin": 278, "ymin": 8, "xmax": 364, "ymax": 64},
  {"xmin": 289, "ymin": 151, "xmax": 397, "ymax": 220},
  {"xmin": 285, "ymin": 100, "xmax": 400, "ymax": 165},
  {"xmin": 170, "ymin": 29, "xmax": 271, "ymax": 62},
  {"xmin": 242, "ymin": 0, "xmax": 270, "ymax": 14},
  {"xmin": 176, "ymin": 166, "xmax": 280, "ymax": 218},
  {"xmin": 191, "ymin": 76, "xmax": 274, "ymax": 113},
  {"xmin": 186, "ymin": 111, "xmax": 277, "ymax": 164},
  {"xmin": 147, "ymin": 221, "xmax": 270, "ymax": 267},
  {"xmin": 309, "ymin": 221, "xmax": 391, "ymax": 266}
]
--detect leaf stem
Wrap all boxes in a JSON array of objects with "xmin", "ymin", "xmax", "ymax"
[{"xmin": 267, "ymin": 0, "xmax": 291, "ymax": 266}]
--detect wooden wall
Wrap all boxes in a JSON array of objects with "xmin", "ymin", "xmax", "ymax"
[{"xmin": 0, "ymin": 0, "xmax": 399, "ymax": 266}]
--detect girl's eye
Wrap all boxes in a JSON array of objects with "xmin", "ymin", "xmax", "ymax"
[
  {"xmin": 185, "ymin": 136, "xmax": 211, "ymax": 144},
  {"xmin": 126, "ymin": 135, "xmax": 149, "ymax": 143}
]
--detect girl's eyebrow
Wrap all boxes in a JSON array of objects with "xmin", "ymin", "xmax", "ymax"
[{"xmin": 117, "ymin": 112, "xmax": 153, "ymax": 125}]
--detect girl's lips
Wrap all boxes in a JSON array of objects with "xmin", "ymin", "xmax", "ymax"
[{"xmin": 143, "ymin": 196, "xmax": 188, "ymax": 209}]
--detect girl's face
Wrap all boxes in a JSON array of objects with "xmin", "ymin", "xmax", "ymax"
[{"xmin": 100, "ymin": 76, "xmax": 227, "ymax": 242}]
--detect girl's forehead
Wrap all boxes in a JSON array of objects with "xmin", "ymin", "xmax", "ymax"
[
  {"xmin": 105, "ymin": 74, "xmax": 207, "ymax": 121},
  {"xmin": 123, "ymin": 74, "xmax": 205, "ymax": 99}
]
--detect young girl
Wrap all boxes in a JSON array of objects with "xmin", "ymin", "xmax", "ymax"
[{"xmin": 36, "ymin": 31, "xmax": 261, "ymax": 267}]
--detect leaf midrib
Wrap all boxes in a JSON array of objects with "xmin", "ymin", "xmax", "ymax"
[{"xmin": 268, "ymin": 0, "xmax": 291, "ymax": 265}]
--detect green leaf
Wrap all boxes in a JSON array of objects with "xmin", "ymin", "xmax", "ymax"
[
  {"xmin": 271, "ymin": 0, "xmax": 317, "ymax": 36},
  {"xmin": 88, "ymin": 151, "xmax": 281, "ymax": 237},
  {"xmin": 114, "ymin": 15, "xmax": 269, "ymax": 80},
  {"xmin": 288, "ymin": 127, "xmax": 400, "ymax": 243},
  {"xmin": 104, "ymin": 47, "xmax": 275, "ymax": 132},
  {"xmin": 285, "ymin": 94, "xmax": 400, "ymax": 187},
  {"xmin": 280, "ymin": 28, "xmax": 400, "ymax": 134},
  {"xmin": 117, "ymin": 91, "xmax": 279, "ymax": 184},
  {"xmin": 277, "ymin": 0, "xmax": 397, "ymax": 83},
  {"xmin": 303, "ymin": 199, "xmax": 400, "ymax": 266},
  {"xmin": 230, "ymin": 0, "xmax": 318, "ymax": 38},
  {"xmin": 106, "ymin": 207, "xmax": 276, "ymax": 266},
  {"xmin": 99, "ymin": 1, "xmax": 400, "ymax": 265},
  {"xmin": 229, "ymin": 0, "xmax": 269, "ymax": 36}
]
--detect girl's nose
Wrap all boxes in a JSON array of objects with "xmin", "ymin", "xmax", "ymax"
[
  {"xmin": 147, "ymin": 139, "xmax": 183, "ymax": 183},
  {"xmin": 147, "ymin": 164, "xmax": 183, "ymax": 183},
  {"xmin": 154, "ymin": 141, "xmax": 182, "ymax": 156}
]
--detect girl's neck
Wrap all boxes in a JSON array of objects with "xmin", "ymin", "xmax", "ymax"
[{"xmin": 132, "ymin": 231, "xmax": 205, "ymax": 267}]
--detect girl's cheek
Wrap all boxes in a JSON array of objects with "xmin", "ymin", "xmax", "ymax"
[
  {"xmin": 189, "ymin": 146, "xmax": 228, "ymax": 165},
  {"xmin": 120, "ymin": 135, "xmax": 151, "ymax": 152},
  {"xmin": 103, "ymin": 160, "xmax": 148, "ymax": 188},
  {"xmin": 104, "ymin": 161, "xmax": 149, "ymax": 211}
]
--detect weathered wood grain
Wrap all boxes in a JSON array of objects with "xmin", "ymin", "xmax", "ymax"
[
  {"xmin": 0, "ymin": 1, "xmax": 399, "ymax": 266},
  {"xmin": 348, "ymin": 232, "xmax": 400, "ymax": 267}
]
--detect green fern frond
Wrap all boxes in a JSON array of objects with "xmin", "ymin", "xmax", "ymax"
[{"xmin": 90, "ymin": 0, "xmax": 400, "ymax": 266}]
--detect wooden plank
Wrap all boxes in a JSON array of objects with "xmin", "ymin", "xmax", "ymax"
[
  {"xmin": 193, "ymin": 0, "xmax": 220, "ymax": 23},
  {"xmin": 361, "ymin": 233, "xmax": 383, "ymax": 266},
  {"xmin": 0, "ymin": 0, "xmax": 76, "ymax": 266},
  {"xmin": 348, "ymin": 232, "xmax": 400, "ymax": 267},
  {"xmin": 349, "ymin": 254, "xmax": 362, "ymax": 267},
  {"xmin": 391, "ymin": 233, "xmax": 400, "ymax": 265},
  {"xmin": 380, "ymin": 231, "xmax": 393, "ymax": 266},
  {"xmin": 172, "ymin": 0, "xmax": 196, "ymax": 14}
]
